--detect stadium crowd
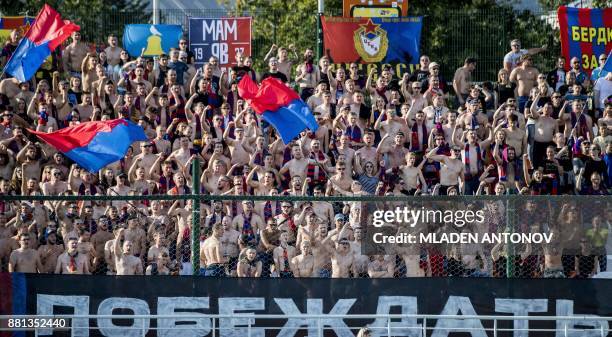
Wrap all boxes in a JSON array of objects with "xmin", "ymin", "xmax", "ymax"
[{"xmin": 0, "ymin": 29, "xmax": 610, "ymax": 278}]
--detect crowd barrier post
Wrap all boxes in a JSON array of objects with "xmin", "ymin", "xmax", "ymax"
[{"xmin": 191, "ymin": 157, "xmax": 201, "ymax": 275}]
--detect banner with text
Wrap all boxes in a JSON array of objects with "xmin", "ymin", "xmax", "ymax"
[
  {"xmin": 557, "ymin": 6, "xmax": 612, "ymax": 75},
  {"xmin": 322, "ymin": 16, "xmax": 422, "ymax": 76},
  {"xmin": 2, "ymin": 274, "xmax": 612, "ymax": 336},
  {"xmin": 188, "ymin": 17, "xmax": 252, "ymax": 69}
]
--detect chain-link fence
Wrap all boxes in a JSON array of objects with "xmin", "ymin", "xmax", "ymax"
[
  {"xmin": 41, "ymin": 7, "xmax": 561, "ymax": 83},
  {"xmin": 1, "ymin": 194, "xmax": 609, "ymax": 279}
]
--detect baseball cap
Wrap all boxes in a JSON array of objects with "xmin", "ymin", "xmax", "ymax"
[
  {"xmin": 429, "ymin": 62, "xmax": 440, "ymax": 69},
  {"xmin": 335, "ymin": 214, "xmax": 346, "ymax": 221}
]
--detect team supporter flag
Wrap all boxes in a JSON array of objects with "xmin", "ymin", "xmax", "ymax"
[
  {"xmin": 4, "ymin": 5, "xmax": 79, "ymax": 82},
  {"xmin": 29, "ymin": 119, "xmax": 147, "ymax": 172},
  {"xmin": 0, "ymin": 273, "xmax": 26, "ymax": 337},
  {"xmin": 238, "ymin": 76, "xmax": 318, "ymax": 144},
  {"xmin": 0, "ymin": 16, "xmax": 34, "ymax": 39},
  {"xmin": 123, "ymin": 24, "xmax": 182, "ymax": 57},
  {"xmin": 557, "ymin": 6, "xmax": 612, "ymax": 75},
  {"xmin": 321, "ymin": 16, "xmax": 422, "ymax": 64}
]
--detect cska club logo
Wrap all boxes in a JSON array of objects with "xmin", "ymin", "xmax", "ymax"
[{"xmin": 353, "ymin": 19, "xmax": 388, "ymax": 63}]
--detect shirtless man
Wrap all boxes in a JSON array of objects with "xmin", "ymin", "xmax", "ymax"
[
  {"xmin": 37, "ymin": 231, "xmax": 64, "ymax": 273},
  {"xmin": 55, "ymin": 237, "xmax": 90, "ymax": 274},
  {"xmin": 453, "ymin": 57, "xmax": 477, "ymax": 105},
  {"xmin": 280, "ymin": 144, "xmax": 309, "ymax": 182},
  {"xmin": 291, "ymin": 240, "xmax": 315, "ymax": 277},
  {"xmin": 355, "ymin": 131, "xmax": 380, "ymax": 173},
  {"xmin": 113, "ymin": 228, "xmax": 144, "ymax": 275},
  {"xmin": 221, "ymin": 217, "xmax": 241, "ymax": 276},
  {"xmin": 62, "ymin": 32, "xmax": 89, "ymax": 76},
  {"xmin": 224, "ymin": 126, "xmax": 253, "ymax": 166},
  {"xmin": 530, "ymin": 101, "xmax": 559, "ymax": 168},
  {"xmin": 104, "ymin": 34, "xmax": 123, "ymax": 66},
  {"xmin": 232, "ymin": 200, "xmax": 265, "ymax": 244},
  {"xmin": 351, "ymin": 227, "xmax": 370, "ymax": 277},
  {"xmin": 322, "ymin": 231, "xmax": 355, "ymax": 278},
  {"xmin": 273, "ymin": 231, "xmax": 296, "ymax": 278},
  {"xmin": 124, "ymin": 216, "xmax": 147, "ymax": 259},
  {"xmin": 503, "ymin": 114, "xmax": 527, "ymax": 157},
  {"xmin": 234, "ymin": 247, "xmax": 261, "ymax": 277},
  {"xmin": 395, "ymin": 152, "xmax": 427, "ymax": 194},
  {"xmin": 90, "ymin": 218, "xmax": 113, "ymax": 273},
  {"xmin": 329, "ymin": 162, "xmax": 355, "ymax": 195},
  {"xmin": 200, "ymin": 223, "xmax": 227, "ymax": 277},
  {"xmin": 130, "ymin": 142, "xmax": 158, "ymax": 179},
  {"xmin": 9, "ymin": 233, "xmax": 43, "ymax": 273},
  {"xmin": 368, "ymin": 255, "xmax": 395, "ymax": 278},
  {"xmin": 311, "ymin": 223, "xmax": 333, "ymax": 277},
  {"xmin": 168, "ymin": 136, "xmax": 193, "ymax": 170},
  {"xmin": 335, "ymin": 135, "xmax": 356, "ymax": 175},
  {"xmin": 378, "ymin": 132, "xmax": 409, "ymax": 169},
  {"xmin": 426, "ymin": 145, "xmax": 465, "ymax": 195},
  {"xmin": 510, "ymin": 54, "xmax": 539, "ymax": 114},
  {"xmin": 41, "ymin": 168, "xmax": 70, "ymax": 195}
]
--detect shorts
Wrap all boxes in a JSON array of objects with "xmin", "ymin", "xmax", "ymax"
[
  {"xmin": 227, "ymin": 257, "xmax": 238, "ymax": 271},
  {"xmin": 543, "ymin": 268, "xmax": 565, "ymax": 278},
  {"xmin": 203, "ymin": 263, "xmax": 226, "ymax": 277},
  {"xmin": 318, "ymin": 268, "xmax": 332, "ymax": 278},
  {"xmin": 180, "ymin": 262, "xmax": 193, "ymax": 276}
]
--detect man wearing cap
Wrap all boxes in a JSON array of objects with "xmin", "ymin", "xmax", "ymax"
[
  {"xmin": 321, "ymin": 223, "xmax": 354, "ymax": 278},
  {"xmin": 503, "ymin": 39, "xmax": 547, "ymax": 72}
]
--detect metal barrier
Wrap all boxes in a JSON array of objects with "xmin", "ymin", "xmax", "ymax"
[{"xmin": 1, "ymin": 314, "xmax": 612, "ymax": 336}]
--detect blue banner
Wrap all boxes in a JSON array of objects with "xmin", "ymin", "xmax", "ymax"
[
  {"xmin": 322, "ymin": 16, "xmax": 422, "ymax": 64},
  {"xmin": 122, "ymin": 24, "xmax": 183, "ymax": 57}
]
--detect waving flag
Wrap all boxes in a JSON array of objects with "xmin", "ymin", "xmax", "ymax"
[
  {"xmin": 557, "ymin": 6, "xmax": 612, "ymax": 75},
  {"xmin": 29, "ymin": 119, "xmax": 147, "ymax": 172},
  {"xmin": 238, "ymin": 76, "xmax": 318, "ymax": 144},
  {"xmin": 4, "ymin": 5, "xmax": 79, "ymax": 82}
]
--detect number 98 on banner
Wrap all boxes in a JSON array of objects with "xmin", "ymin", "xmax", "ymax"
[{"xmin": 189, "ymin": 17, "xmax": 252, "ymax": 68}]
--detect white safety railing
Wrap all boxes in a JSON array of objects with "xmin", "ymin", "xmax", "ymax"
[{"xmin": 1, "ymin": 314, "xmax": 611, "ymax": 337}]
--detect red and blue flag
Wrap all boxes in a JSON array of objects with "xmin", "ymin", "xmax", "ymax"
[
  {"xmin": 0, "ymin": 273, "xmax": 26, "ymax": 337},
  {"xmin": 4, "ymin": 5, "xmax": 79, "ymax": 82},
  {"xmin": 238, "ymin": 76, "xmax": 318, "ymax": 144},
  {"xmin": 557, "ymin": 6, "xmax": 612, "ymax": 75},
  {"xmin": 30, "ymin": 119, "xmax": 148, "ymax": 173}
]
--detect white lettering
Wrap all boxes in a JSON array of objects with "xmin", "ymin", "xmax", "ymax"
[
  {"xmin": 97, "ymin": 297, "xmax": 150, "ymax": 337},
  {"xmin": 495, "ymin": 299, "xmax": 547, "ymax": 337},
  {"xmin": 37, "ymin": 294, "xmax": 89, "ymax": 336},
  {"xmin": 157, "ymin": 297, "xmax": 211, "ymax": 337},
  {"xmin": 431, "ymin": 296, "xmax": 487, "ymax": 337},
  {"xmin": 219, "ymin": 297, "xmax": 265, "ymax": 337}
]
